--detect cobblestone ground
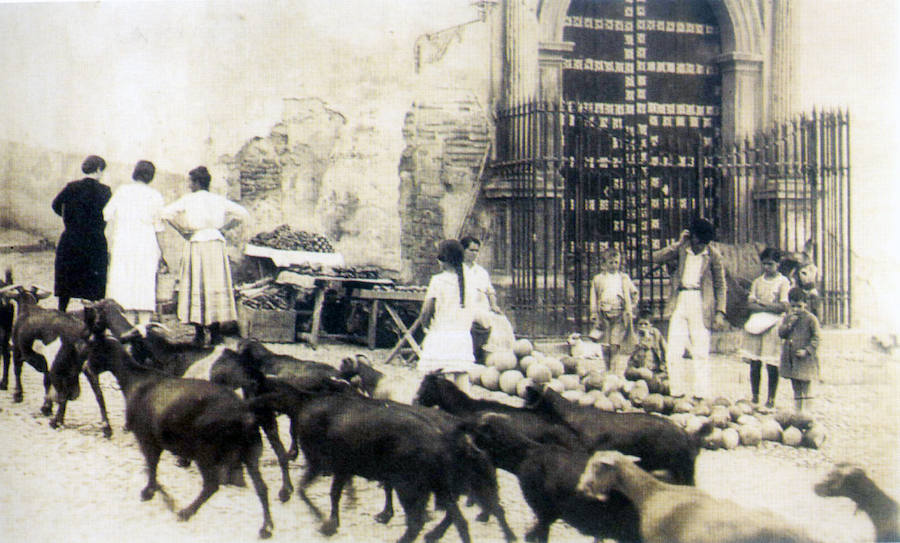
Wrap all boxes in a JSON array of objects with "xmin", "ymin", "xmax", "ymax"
[{"xmin": 0, "ymin": 245, "xmax": 896, "ymax": 543}]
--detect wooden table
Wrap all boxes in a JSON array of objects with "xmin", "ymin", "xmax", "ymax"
[
  {"xmin": 275, "ymin": 273, "xmax": 394, "ymax": 348},
  {"xmin": 352, "ymin": 288, "xmax": 426, "ymax": 363}
]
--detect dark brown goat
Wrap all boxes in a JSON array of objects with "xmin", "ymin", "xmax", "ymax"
[
  {"xmin": 84, "ymin": 306, "xmax": 273, "ymax": 538},
  {"xmin": 0, "ymin": 284, "xmax": 112, "ymax": 436},
  {"xmin": 815, "ymin": 463, "xmax": 899, "ymax": 542}
]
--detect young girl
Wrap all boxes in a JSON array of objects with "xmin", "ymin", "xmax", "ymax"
[
  {"xmin": 741, "ymin": 247, "xmax": 791, "ymax": 408},
  {"xmin": 418, "ymin": 239, "xmax": 475, "ymax": 392},
  {"xmin": 778, "ymin": 287, "xmax": 821, "ymax": 413},
  {"xmin": 589, "ymin": 247, "xmax": 639, "ymax": 373}
]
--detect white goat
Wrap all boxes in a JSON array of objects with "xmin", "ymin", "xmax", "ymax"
[{"xmin": 577, "ymin": 450, "xmax": 820, "ymax": 543}]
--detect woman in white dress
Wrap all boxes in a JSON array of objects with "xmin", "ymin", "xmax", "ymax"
[
  {"xmin": 103, "ymin": 160, "xmax": 168, "ymax": 325},
  {"xmin": 418, "ymin": 239, "xmax": 475, "ymax": 392},
  {"xmin": 162, "ymin": 166, "xmax": 249, "ymax": 345}
]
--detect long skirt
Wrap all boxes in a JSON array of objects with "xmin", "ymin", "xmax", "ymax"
[
  {"xmin": 740, "ymin": 315, "xmax": 783, "ymax": 365},
  {"xmin": 176, "ymin": 239, "xmax": 237, "ymax": 326}
]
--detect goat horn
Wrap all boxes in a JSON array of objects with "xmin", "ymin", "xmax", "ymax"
[{"xmin": 0, "ymin": 284, "xmax": 22, "ymax": 295}]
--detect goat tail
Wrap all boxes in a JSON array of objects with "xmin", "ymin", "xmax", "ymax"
[{"xmin": 3, "ymin": 268, "xmax": 12, "ymax": 285}]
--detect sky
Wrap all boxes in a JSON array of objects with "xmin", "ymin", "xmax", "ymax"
[{"xmin": 0, "ymin": 0, "xmax": 476, "ymax": 173}]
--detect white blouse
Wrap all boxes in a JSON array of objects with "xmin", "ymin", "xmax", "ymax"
[{"xmin": 161, "ymin": 190, "xmax": 249, "ymax": 241}]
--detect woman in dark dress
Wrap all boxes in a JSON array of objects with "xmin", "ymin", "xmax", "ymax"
[{"xmin": 52, "ymin": 155, "xmax": 112, "ymax": 311}]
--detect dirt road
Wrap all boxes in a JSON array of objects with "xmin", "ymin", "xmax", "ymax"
[{"xmin": 0, "ymin": 246, "xmax": 896, "ymax": 543}]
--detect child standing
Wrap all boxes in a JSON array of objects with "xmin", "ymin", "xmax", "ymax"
[
  {"xmin": 741, "ymin": 247, "xmax": 791, "ymax": 409},
  {"xmin": 625, "ymin": 308, "xmax": 669, "ymax": 394},
  {"xmin": 589, "ymin": 247, "xmax": 639, "ymax": 373},
  {"xmin": 778, "ymin": 287, "xmax": 821, "ymax": 413}
]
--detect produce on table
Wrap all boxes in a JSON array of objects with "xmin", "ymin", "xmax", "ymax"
[
  {"xmin": 250, "ymin": 224, "xmax": 335, "ymax": 253},
  {"xmin": 486, "ymin": 351, "xmax": 518, "ymax": 371}
]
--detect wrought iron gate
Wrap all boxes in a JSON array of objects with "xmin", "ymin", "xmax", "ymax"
[
  {"xmin": 491, "ymin": 105, "xmax": 851, "ymax": 336},
  {"xmin": 492, "ymin": 101, "xmax": 720, "ymax": 336},
  {"xmin": 720, "ymin": 110, "xmax": 852, "ymax": 325}
]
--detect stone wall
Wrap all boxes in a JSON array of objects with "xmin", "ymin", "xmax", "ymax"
[{"xmin": 398, "ymin": 90, "xmax": 492, "ymax": 284}]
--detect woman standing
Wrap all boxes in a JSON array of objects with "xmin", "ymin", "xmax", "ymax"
[
  {"xmin": 162, "ymin": 166, "xmax": 249, "ymax": 345},
  {"xmin": 104, "ymin": 160, "xmax": 168, "ymax": 325},
  {"xmin": 418, "ymin": 240, "xmax": 475, "ymax": 392},
  {"xmin": 52, "ymin": 155, "xmax": 112, "ymax": 311}
]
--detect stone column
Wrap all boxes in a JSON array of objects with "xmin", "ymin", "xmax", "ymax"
[
  {"xmin": 503, "ymin": 0, "xmax": 539, "ymax": 106},
  {"xmin": 767, "ymin": 0, "xmax": 795, "ymax": 123},
  {"xmin": 718, "ymin": 52, "xmax": 764, "ymax": 143}
]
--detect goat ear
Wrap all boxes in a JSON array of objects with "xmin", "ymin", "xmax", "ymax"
[
  {"xmin": 624, "ymin": 454, "xmax": 641, "ymax": 464},
  {"xmin": 355, "ymin": 353, "xmax": 371, "ymax": 365}
]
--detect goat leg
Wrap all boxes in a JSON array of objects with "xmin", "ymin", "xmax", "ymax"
[
  {"xmin": 297, "ymin": 467, "xmax": 324, "ymax": 520},
  {"xmin": 395, "ymin": 490, "xmax": 428, "ymax": 543},
  {"xmin": 243, "ymin": 457, "xmax": 274, "ymax": 539},
  {"xmin": 0, "ymin": 342, "xmax": 10, "ymax": 390},
  {"xmin": 524, "ymin": 519, "xmax": 551, "ymax": 543},
  {"xmin": 177, "ymin": 463, "xmax": 220, "ymax": 521},
  {"xmin": 320, "ymin": 473, "xmax": 351, "ymax": 536},
  {"xmin": 374, "ymin": 485, "xmax": 394, "ymax": 524},
  {"xmin": 41, "ymin": 373, "xmax": 54, "ymax": 416},
  {"xmin": 11, "ymin": 350, "xmax": 25, "ymax": 403},
  {"xmin": 49, "ymin": 398, "xmax": 67, "ymax": 429},
  {"xmin": 82, "ymin": 367, "xmax": 112, "ymax": 437},
  {"xmin": 139, "ymin": 443, "xmax": 163, "ymax": 501},
  {"xmin": 258, "ymin": 413, "xmax": 293, "ymax": 502}
]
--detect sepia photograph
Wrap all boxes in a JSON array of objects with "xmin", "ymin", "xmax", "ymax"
[{"xmin": 0, "ymin": 1, "xmax": 897, "ymax": 542}]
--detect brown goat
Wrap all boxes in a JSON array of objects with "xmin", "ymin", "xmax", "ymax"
[
  {"xmin": 0, "ymin": 284, "xmax": 112, "ymax": 436},
  {"xmin": 815, "ymin": 463, "xmax": 899, "ymax": 542}
]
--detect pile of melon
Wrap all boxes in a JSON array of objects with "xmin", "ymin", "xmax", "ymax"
[{"xmin": 467, "ymin": 338, "xmax": 826, "ymax": 451}]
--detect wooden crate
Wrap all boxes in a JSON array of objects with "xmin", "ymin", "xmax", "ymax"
[{"xmin": 238, "ymin": 305, "xmax": 297, "ymax": 343}]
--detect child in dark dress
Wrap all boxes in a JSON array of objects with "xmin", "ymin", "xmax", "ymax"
[{"xmin": 778, "ymin": 287, "xmax": 821, "ymax": 413}]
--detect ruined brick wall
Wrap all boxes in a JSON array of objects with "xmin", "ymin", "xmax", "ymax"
[{"xmin": 399, "ymin": 91, "xmax": 491, "ymax": 284}]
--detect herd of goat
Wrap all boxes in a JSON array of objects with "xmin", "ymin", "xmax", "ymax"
[{"xmin": 0, "ymin": 274, "xmax": 896, "ymax": 543}]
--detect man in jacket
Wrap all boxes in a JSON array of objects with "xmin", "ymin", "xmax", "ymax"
[{"xmin": 652, "ymin": 217, "xmax": 728, "ymax": 400}]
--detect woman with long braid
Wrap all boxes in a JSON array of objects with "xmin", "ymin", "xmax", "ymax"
[{"xmin": 417, "ymin": 239, "xmax": 475, "ymax": 392}]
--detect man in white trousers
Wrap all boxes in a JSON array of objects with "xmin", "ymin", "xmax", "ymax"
[{"xmin": 652, "ymin": 217, "xmax": 728, "ymax": 401}]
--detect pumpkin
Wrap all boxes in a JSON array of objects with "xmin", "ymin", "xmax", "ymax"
[
  {"xmin": 499, "ymin": 370, "xmax": 525, "ymax": 395},
  {"xmin": 673, "ymin": 398, "xmax": 694, "ymax": 414},
  {"xmin": 607, "ymin": 391, "xmax": 628, "ymax": 411},
  {"xmin": 703, "ymin": 428, "xmax": 724, "ymax": 449},
  {"xmin": 557, "ymin": 374, "xmax": 581, "ymax": 391},
  {"xmin": 577, "ymin": 392, "xmax": 596, "ymax": 407},
  {"xmin": 513, "ymin": 338, "xmax": 534, "ymax": 358},
  {"xmin": 710, "ymin": 406, "xmax": 731, "ymax": 428},
  {"xmin": 545, "ymin": 379, "xmax": 566, "ymax": 394},
  {"xmin": 736, "ymin": 414, "xmax": 760, "ymax": 427},
  {"xmin": 721, "ymin": 428, "xmax": 741, "ymax": 449},
  {"xmin": 711, "ymin": 397, "xmax": 732, "ymax": 408},
  {"xmin": 516, "ymin": 377, "xmax": 535, "ymax": 399},
  {"xmin": 738, "ymin": 424, "xmax": 762, "ymax": 446},
  {"xmin": 480, "ymin": 366, "xmax": 501, "ymax": 391},
  {"xmin": 628, "ymin": 380, "xmax": 650, "ymax": 404},
  {"xmin": 594, "ymin": 394, "xmax": 615, "ymax": 412},
  {"xmin": 544, "ymin": 357, "xmax": 565, "ymax": 378},
  {"xmin": 526, "ymin": 363, "xmax": 552, "ymax": 384},
  {"xmin": 802, "ymin": 424, "xmax": 826, "ymax": 449},
  {"xmin": 685, "ymin": 415, "xmax": 709, "ymax": 435},
  {"xmin": 729, "ymin": 405, "xmax": 744, "ymax": 422},
  {"xmin": 485, "ymin": 351, "xmax": 517, "ymax": 371},
  {"xmin": 760, "ymin": 418, "xmax": 784, "ymax": 442},
  {"xmin": 692, "ymin": 402, "xmax": 711, "ymax": 417},
  {"xmin": 790, "ymin": 411, "xmax": 815, "ymax": 431},
  {"xmin": 669, "ymin": 413, "xmax": 690, "ymax": 428},
  {"xmin": 642, "ymin": 393, "xmax": 666, "ymax": 413},
  {"xmin": 601, "ymin": 374, "xmax": 624, "ymax": 395},
  {"xmin": 782, "ymin": 426, "xmax": 803, "ymax": 447},
  {"xmin": 518, "ymin": 355, "xmax": 538, "ymax": 372},
  {"xmin": 468, "ymin": 365, "xmax": 485, "ymax": 383},
  {"xmin": 560, "ymin": 355, "xmax": 579, "ymax": 373},
  {"xmin": 774, "ymin": 409, "xmax": 794, "ymax": 429},
  {"xmin": 563, "ymin": 390, "xmax": 584, "ymax": 403},
  {"xmin": 582, "ymin": 370, "xmax": 606, "ymax": 391}
]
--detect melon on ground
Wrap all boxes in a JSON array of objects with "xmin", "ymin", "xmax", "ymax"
[
  {"xmin": 485, "ymin": 351, "xmax": 517, "ymax": 371},
  {"xmin": 760, "ymin": 418, "xmax": 784, "ymax": 442},
  {"xmin": 557, "ymin": 374, "xmax": 581, "ymax": 391},
  {"xmin": 783, "ymin": 426, "xmax": 803, "ymax": 447},
  {"xmin": 545, "ymin": 379, "xmax": 566, "ymax": 394},
  {"xmin": 738, "ymin": 424, "xmax": 762, "ymax": 446},
  {"xmin": 499, "ymin": 369, "xmax": 525, "ymax": 395},
  {"xmin": 721, "ymin": 428, "xmax": 741, "ymax": 449},
  {"xmin": 516, "ymin": 377, "xmax": 535, "ymax": 399},
  {"xmin": 513, "ymin": 338, "xmax": 534, "ymax": 358},
  {"xmin": 480, "ymin": 366, "xmax": 501, "ymax": 391},
  {"xmin": 518, "ymin": 355, "xmax": 538, "ymax": 372},
  {"xmin": 544, "ymin": 357, "xmax": 565, "ymax": 378},
  {"xmin": 594, "ymin": 394, "xmax": 615, "ymax": 411},
  {"xmin": 526, "ymin": 363, "xmax": 552, "ymax": 384}
]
